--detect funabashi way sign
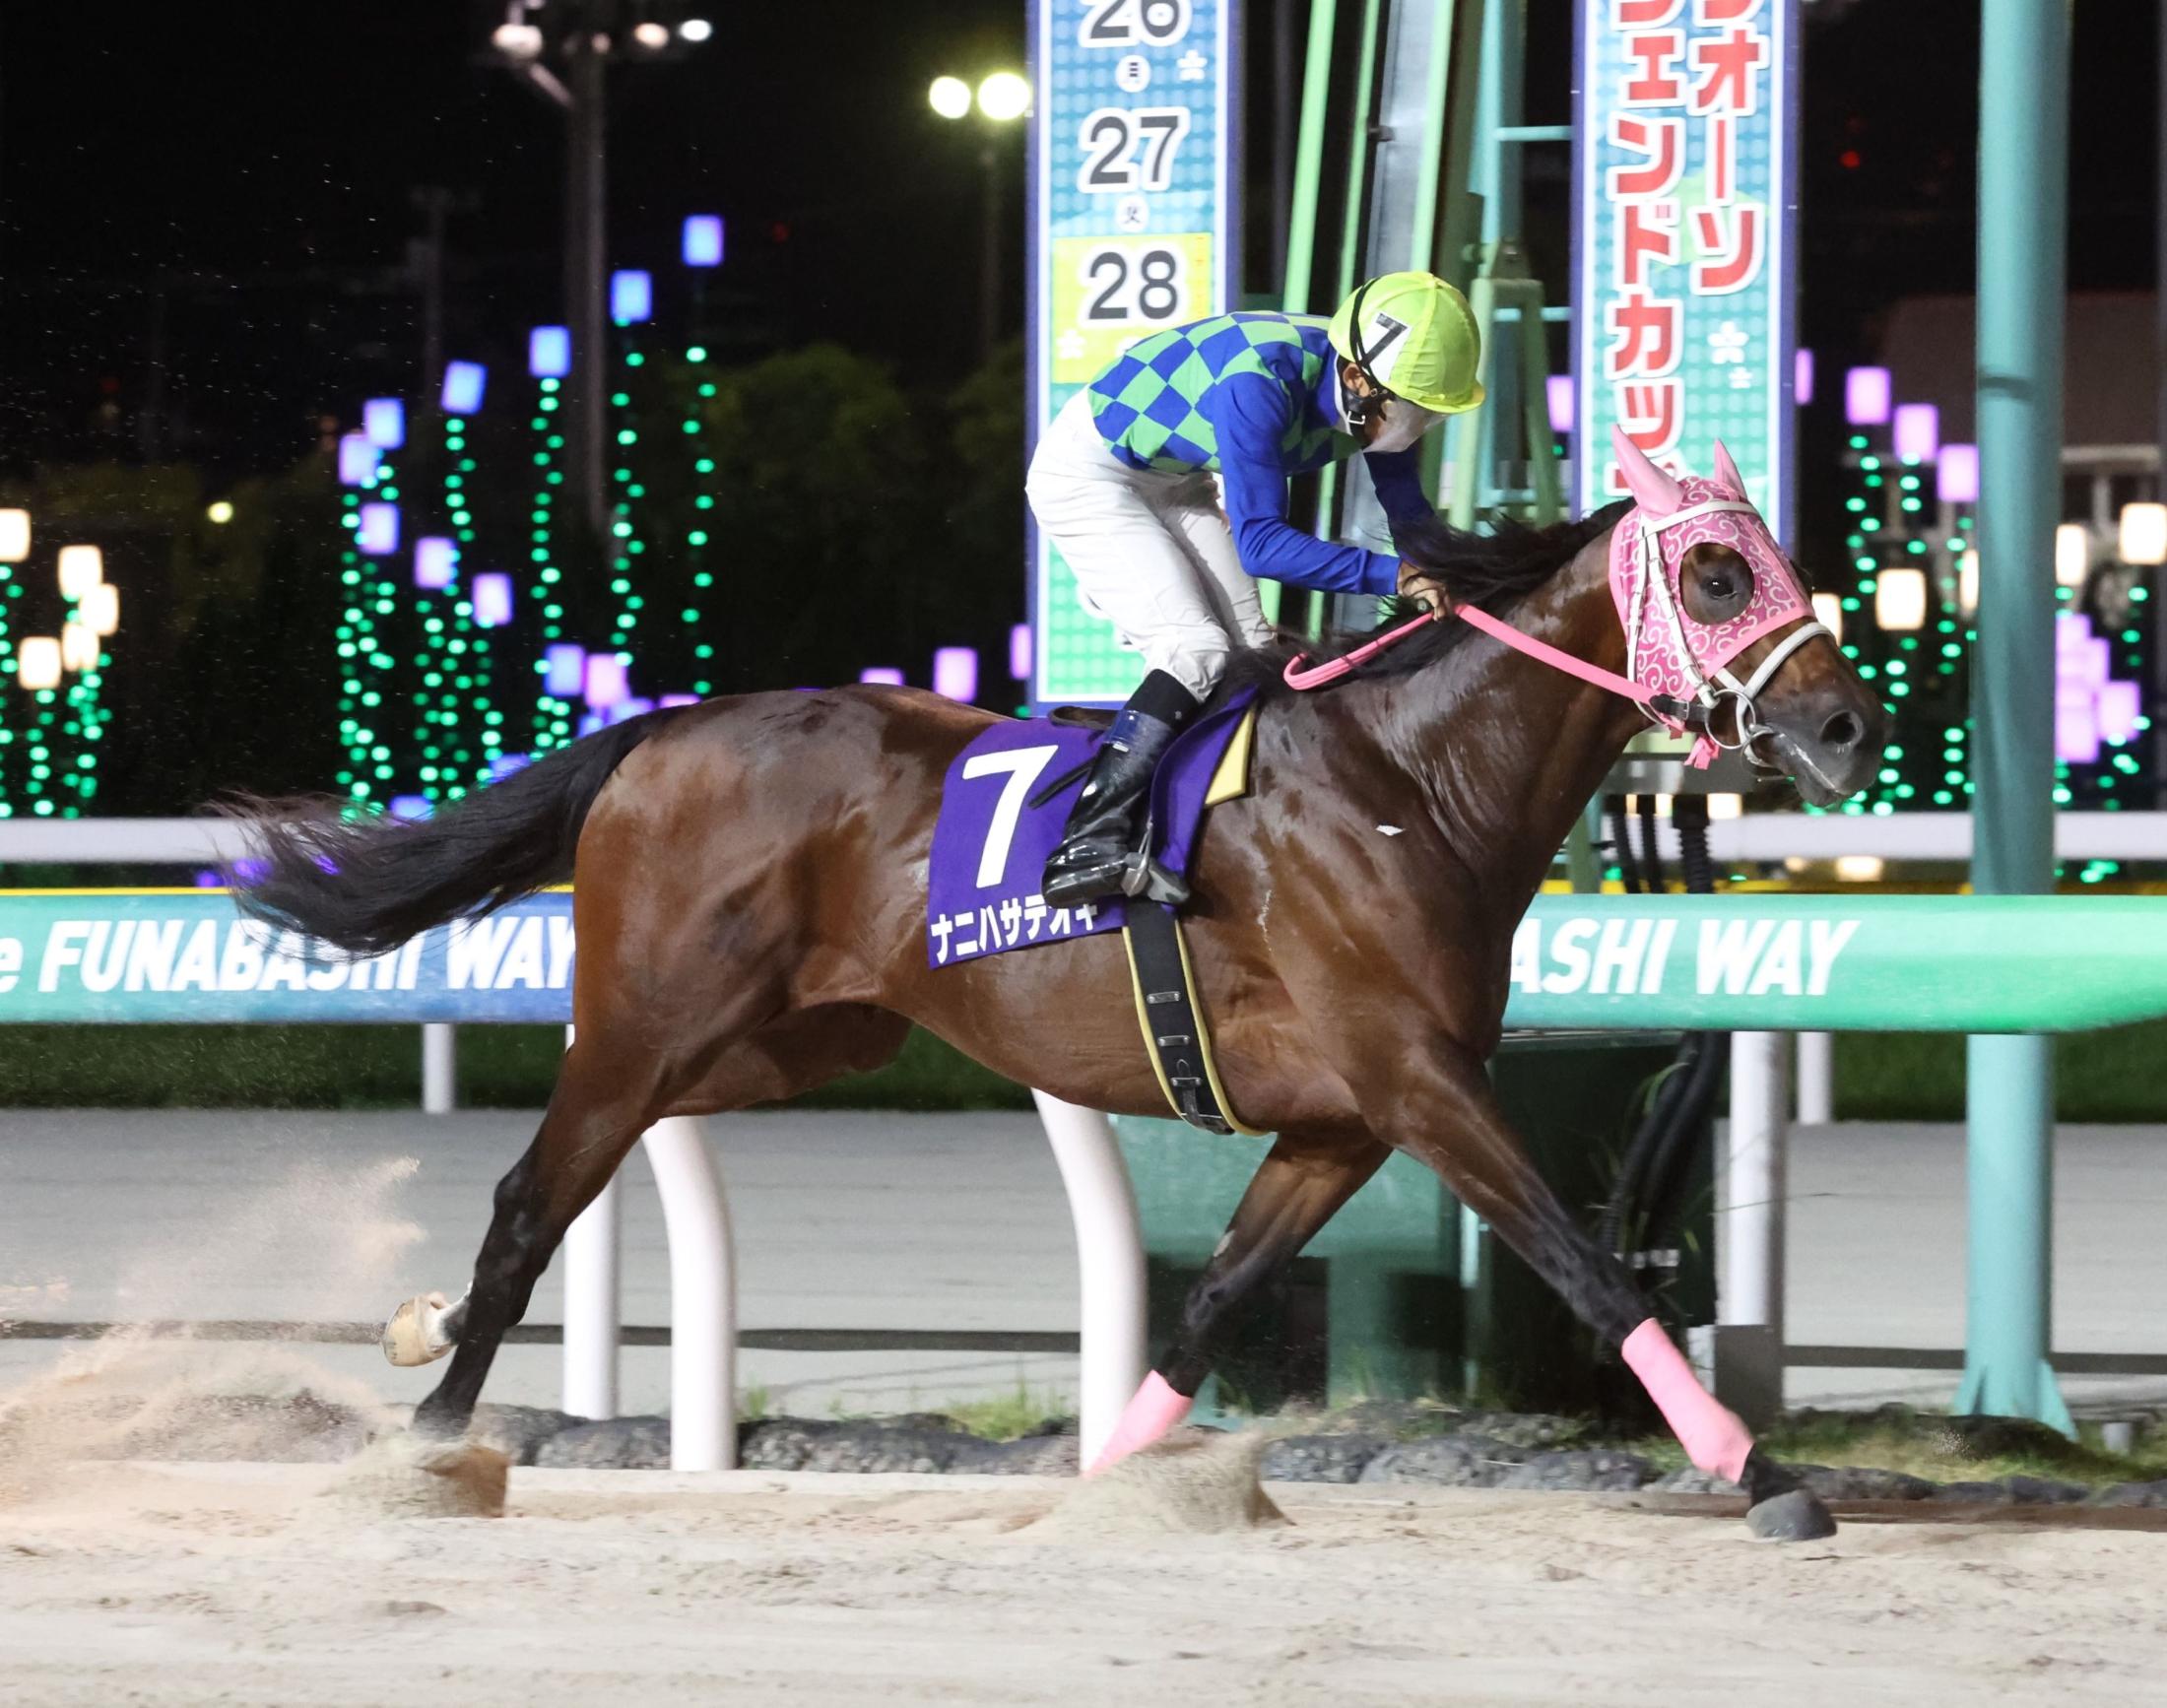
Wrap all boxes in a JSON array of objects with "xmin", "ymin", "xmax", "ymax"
[
  {"xmin": 1574, "ymin": 0, "xmax": 1799, "ymax": 537},
  {"xmin": 11, "ymin": 891, "xmax": 2167, "ymax": 1034}
]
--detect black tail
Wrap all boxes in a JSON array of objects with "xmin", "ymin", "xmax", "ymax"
[{"xmin": 222, "ymin": 712, "xmax": 677, "ymax": 957}]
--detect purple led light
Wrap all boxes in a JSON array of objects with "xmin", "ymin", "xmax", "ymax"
[
  {"xmin": 193, "ymin": 869, "xmax": 223, "ymax": 888},
  {"xmin": 388, "ymin": 794, "xmax": 432, "ymax": 822},
  {"xmin": 488, "ymin": 754, "xmax": 533, "ymax": 783},
  {"xmin": 471, "ymin": 571, "xmax": 513, "ymax": 627},
  {"xmin": 441, "ymin": 361, "xmax": 488, "ymax": 415},
  {"xmin": 859, "ymin": 666, "xmax": 905, "ymax": 687},
  {"xmin": 584, "ymin": 653, "xmax": 628, "ymax": 709},
  {"xmin": 609, "ymin": 696, "xmax": 656, "ymax": 724},
  {"xmin": 363, "ymin": 397, "xmax": 406, "ymax": 450},
  {"xmin": 1937, "ymin": 442, "xmax": 1980, "ymax": 504},
  {"xmin": 660, "ymin": 692, "xmax": 700, "ymax": 707},
  {"xmin": 338, "ymin": 431, "xmax": 380, "ymax": 488},
  {"xmin": 544, "ymin": 643, "xmax": 586, "ymax": 697},
  {"xmin": 528, "ymin": 325, "xmax": 572, "ymax": 379},
  {"xmin": 1794, "ymin": 348, "xmax": 1814, "ymax": 406},
  {"xmin": 576, "ymin": 711, "xmax": 607, "ymax": 738},
  {"xmin": 414, "ymin": 536, "xmax": 456, "ymax": 590},
  {"xmin": 1892, "ymin": 403, "xmax": 1939, "ymax": 465},
  {"xmin": 2098, "ymin": 679, "xmax": 2142, "ymax": 745},
  {"xmin": 357, "ymin": 502, "xmax": 399, "ymax": 555},
  {"xmin": 932, "ymin": 646, "xmax": 978, "ymax": 702},
  {"xmin": 610, "ymin": 269, "xmax": 653, "ymax": 325},
  {"xmin": 2056, "ymin": 690, "xmax": 2101, "ymax": 766},
  {"xmin": 1545, "ymin": 373, "xmax": 1575, "ymax": 435},
  {"xmin": 1844, "ymin": 365, "xmax": 1891, "ymax": 427},
  {"xmin": 1009, "ymin": 623, "xmax": 1031, "ymax": 680},
  {"xmin": 683, "ymin": 215, "xmax": 725, "ymax": 267}
]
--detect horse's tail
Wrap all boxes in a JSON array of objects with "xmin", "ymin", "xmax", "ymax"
[{"xmin": 221, "ymin": 710, "xmax": 678, "ymax": 957}]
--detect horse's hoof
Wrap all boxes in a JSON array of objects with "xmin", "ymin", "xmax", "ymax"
[
  {"xmin": 382, "ymin": 1292, "xmax": 458, "ymax": 1367},
  {"xmin": 1746, "ymin": 1487, "xmax": 1837, "ymax": 1543}
]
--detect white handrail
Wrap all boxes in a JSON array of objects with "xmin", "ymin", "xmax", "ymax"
[
  {"xmin": 1031, "ymin": 1091, "xmax": 1149, "ymax": 1469},
  {"xmin": 555, "ymin": 1097, "xmax": 1132, "ymax": 1475}
]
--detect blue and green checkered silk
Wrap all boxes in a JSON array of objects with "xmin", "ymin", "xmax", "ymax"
[{"xmin": 1086, "ymin": 312, "xmax": 1351, "ymax": 476}]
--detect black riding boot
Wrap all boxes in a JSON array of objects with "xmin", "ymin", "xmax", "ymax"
[{"xmin": 1042, "ymin": 670, "xmax": 1199, "ymax": 907}]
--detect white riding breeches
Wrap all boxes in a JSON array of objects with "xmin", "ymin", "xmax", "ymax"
[{"xmin": 1026, "ymin": 391, "xmax": 1274, "ymax": 701}]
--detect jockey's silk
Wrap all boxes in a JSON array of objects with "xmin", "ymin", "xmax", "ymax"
[
  {"xmin": 1079, "ymin": 311, "xmax": 1429, "ymax": 596},
  {"xmin": 1088, "ymin": 313, "xmax": 1345, "ymax": 474}
]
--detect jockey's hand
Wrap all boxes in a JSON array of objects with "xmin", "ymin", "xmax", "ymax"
[{"xmin": 1397, "ymin": 562, "xmax": 1450, "ymax": 615}]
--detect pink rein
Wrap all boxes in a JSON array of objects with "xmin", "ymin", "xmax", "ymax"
[{"xmin": 1281, "ymin": 604, "xmax": 1665, "ymax": 713}]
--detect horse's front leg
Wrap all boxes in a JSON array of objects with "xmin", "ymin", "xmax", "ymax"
[
  {"xmin": 1092, "ymin": 1126, "xmax": 1388, "ymax": 1471},
  {"xmin": 1347, "ymin": 1034, "xmax": 1834, "ymax": 1542}
]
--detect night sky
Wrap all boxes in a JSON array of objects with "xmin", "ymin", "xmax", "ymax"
[{"xmin": 1, "ymin": 2, "xmax": 2157, "ymax": 481}]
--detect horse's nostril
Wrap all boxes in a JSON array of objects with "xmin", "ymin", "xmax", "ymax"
[{"xmin": 1820, "ymin": 710, "xmax": 1863, "ymax": 752}]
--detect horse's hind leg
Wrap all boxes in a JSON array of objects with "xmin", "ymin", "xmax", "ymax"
[
  {"xmin": 1366, "ymin": 1043, "xmax": 1835, "ymax": 1543},
  {"xmin": 407, "ymin": 1004, "xmax": 909, "ymax": 1438},
  {"xmin": 1092, "ymin": 1127, "xmax": 1387, "ymax": 1471}
]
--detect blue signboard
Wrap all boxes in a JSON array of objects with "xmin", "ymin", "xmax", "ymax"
[
  {"xmin": 0, "ymin": 891, "xmax": 574, "ymax": 1023},
  {"xmin": 1573, "ymin": 0, "xmax": 1799, "ymax": 538},
  {"xmin": 1027, "ymin": 0, "xmax": 1241, "ymax": 707}
]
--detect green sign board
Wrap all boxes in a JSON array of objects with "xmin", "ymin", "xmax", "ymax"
[
  {"xmin": 1027, "ymin": 0, "xmax": 1241, "ymax": 707},
  {"xmin": 5, "ymin": 890, "xmax": 2165, "ymax": 1034}
]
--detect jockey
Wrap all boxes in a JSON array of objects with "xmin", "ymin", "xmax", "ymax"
[{"xmin": 1027, "ymin": 270, "xmax": 1485, "ymax": 906}]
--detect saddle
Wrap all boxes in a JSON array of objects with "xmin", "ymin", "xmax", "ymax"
[{"xmin": 925, "ymin": 689, "xmax": 1265, "ymax": 1138}]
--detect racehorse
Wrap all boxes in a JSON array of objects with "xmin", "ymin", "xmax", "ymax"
[{"xmin": 228, "ymin": 434, "xmax": 1887, "ymax": 1541}]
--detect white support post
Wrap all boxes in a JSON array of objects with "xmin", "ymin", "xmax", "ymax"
[
  {"xmin": 1715, "ymin": 1030, "xmax": 1788, "ymax": 1427},
  {"xmin": 560, "ymin": 1174, "xmax": 622, "ymax": 1420},
  {"xmin": 641, "ymin": 1116, "xmax": 737, "ymax": 1472},
  {"xmin": 1031, "ymin": 1090, "xmax": 1149, "ymax": 1472},
  {"xmin": 421, "ymin": 1022, "xmax": 456, "ymax": 1114},
  {"xmin": 1795, "ymin": 1030, "xmax": 1834, "ymax": 1126},
  {"xmin": 558, "ymin": 1021, "xmax": 620, "ymax": 1421}
]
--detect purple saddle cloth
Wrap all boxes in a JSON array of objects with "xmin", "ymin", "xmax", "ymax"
[{"xmin": 925, "ymin": 688, "xmax": 1257, "ymax": 967}]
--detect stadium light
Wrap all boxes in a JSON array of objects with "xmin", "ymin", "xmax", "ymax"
[
  {"xmin": 929, "ymin": 75, "xmax": 971, "ymax": 120},
  {"xmin": 976, "ymin": 71, "xmax": 1031, "ymax": 121}
]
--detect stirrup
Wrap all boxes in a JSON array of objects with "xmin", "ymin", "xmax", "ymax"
[{"xmin": 1118, "ymin": 851, "xmax": 1190, "ymax": 906}]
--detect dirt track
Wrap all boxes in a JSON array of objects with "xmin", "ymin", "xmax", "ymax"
[{"xmin": 3, "ymin": 1464, "xmax": 2165, "ymax": 1706}]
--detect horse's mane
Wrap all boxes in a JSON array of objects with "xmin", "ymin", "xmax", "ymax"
[{"xmin": 1219, "ymin": 499, "xmax": 1630, "ymax": 704}]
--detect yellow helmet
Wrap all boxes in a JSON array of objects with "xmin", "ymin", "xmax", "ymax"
[{"xmin": 1327, "ymin": 271, "xmax": 1485, "ymax": 414}]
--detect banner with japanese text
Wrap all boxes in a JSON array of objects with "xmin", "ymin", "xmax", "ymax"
[
  {"xmin": 1027, "ymin": 0, "xmax": 1240, "ymax": 707},
  {"xmin": 1573, "ymin": 0, "xmax": 1798, "ymax": 538}
]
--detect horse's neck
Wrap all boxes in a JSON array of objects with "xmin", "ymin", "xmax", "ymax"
[{"xmin": 1377, "ymin": 531, "xmax": 1645, "ymax": 895}]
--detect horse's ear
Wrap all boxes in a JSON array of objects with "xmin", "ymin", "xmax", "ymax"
[
  {"xmin": 1712, "ymin": 438, "xmax": 1747, "ymax": 498},
  {"xmin": 1609, "ymin": 425, "xmax": 1683, "ymax": 516}
]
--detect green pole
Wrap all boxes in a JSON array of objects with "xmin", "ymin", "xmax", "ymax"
[
  {"xmin": 1311, "ymin": 0, "xmax": 1384, "ymax": 569},
  {"xmin": 1280, "ymin": 0, "xmax": 1340, "ymax": 315},
  {"xmin": 1956, "ymin": 0, "xmax": 2072, "ymax": 1435}
]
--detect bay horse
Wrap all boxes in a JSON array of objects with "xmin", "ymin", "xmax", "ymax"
[{"xmin": 229, "ymin": 438, "xmax": 1887, "ymax": 1542}]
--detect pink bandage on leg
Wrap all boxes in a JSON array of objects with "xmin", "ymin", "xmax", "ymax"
[
  {"xmin": 1088, "ymin": 1371, "xmax": 1193, "ymax": 1474},
  {"xmin": 1621, "ymin": 1318, "xmax": 1754, "ymax": 1484}
]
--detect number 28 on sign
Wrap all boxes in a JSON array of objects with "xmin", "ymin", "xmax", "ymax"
[{"xmin": 1050, "ymin": 232, "xmax": 1214, "ymax": 383}]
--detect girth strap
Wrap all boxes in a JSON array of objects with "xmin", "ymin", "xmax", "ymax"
[{"xmin": 1121, "ymin": 902, "xmax": 1266, "ymax": 1138}]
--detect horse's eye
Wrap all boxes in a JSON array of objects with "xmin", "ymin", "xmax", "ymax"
[{"xmin": 1706, "ymin": 574, "xmax": 1736, "ymax": 600}]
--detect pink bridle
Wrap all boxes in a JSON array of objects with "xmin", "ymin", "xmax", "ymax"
[
  {"xmin": 1283, "ymin": 430, "xmax": 1829, "ymax": 768},
  {"xmin": 1280, "ymin": 600, "xmax": 1674, "ymax": 709}
]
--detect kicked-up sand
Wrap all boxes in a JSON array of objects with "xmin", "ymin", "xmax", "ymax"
[{"xmin": 3, "ymin": 1448, "xmax": 2166, "ymax": 1707}]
